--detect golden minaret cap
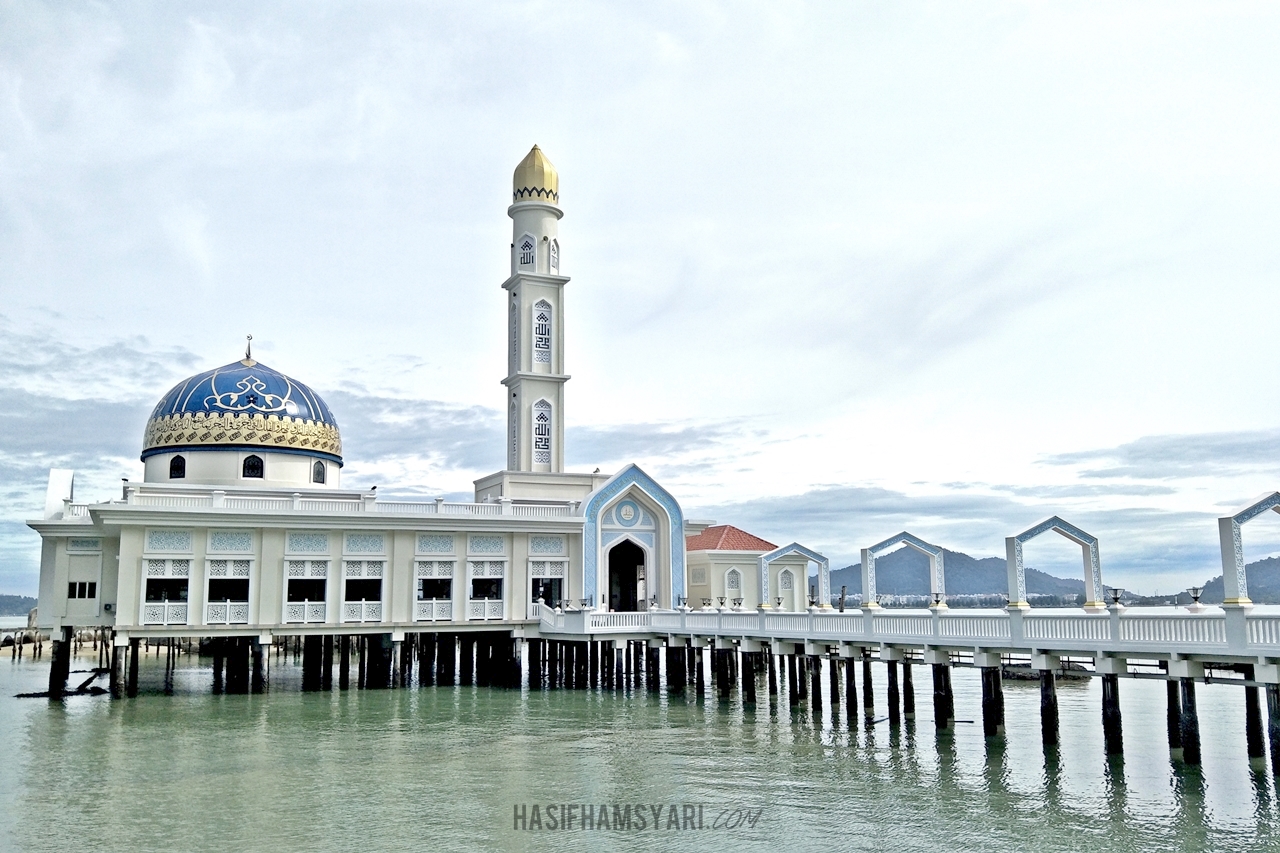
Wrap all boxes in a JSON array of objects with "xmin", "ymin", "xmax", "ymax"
[{"xmin": 513, "ymin": 145, "xmax": 559, "ymax": 205}]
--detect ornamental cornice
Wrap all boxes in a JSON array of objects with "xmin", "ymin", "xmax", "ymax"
[{"xmin": 142, "ymin": 411, "xmax": 342, "ymax": 456}]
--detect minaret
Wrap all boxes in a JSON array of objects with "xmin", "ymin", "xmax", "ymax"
[{"xmin": 503, "ymin": 145, "xmax": 568, "ymax": 473}]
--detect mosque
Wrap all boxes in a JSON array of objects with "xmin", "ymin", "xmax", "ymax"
[{"xmin": 28, "ymin": 147, "xmax": 829, "ymax": 683}]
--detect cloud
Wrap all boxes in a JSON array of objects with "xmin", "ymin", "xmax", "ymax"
[{"xmin": 1043, "ymin": 428, "xmax": 1280, "ymax": 480}]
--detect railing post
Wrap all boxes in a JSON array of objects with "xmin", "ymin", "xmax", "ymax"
[
  {"xmin": 361, "ymin": 493, "xmax": 376, "ymax": 512},
  {"xmin": 434, "ymin": 497, "xmax": 444, "ymax": 514},
  {"xmin": 1223, "ymin": 604, "xmax": 1250, "ymax": 654},
  {"xmin": 290, "ymin": 492, "xmax": 300, "ymax": 510},
  {"xmin": 1007, "ymin": 606, "xmax": 1024, "ymax": 648},
  {"xmin": 500, "ymin": 497, "xmax": 513, "ymax": 516},
  {"xmin": 211, "ymin": 490, "xmax": 226, "ymax": 508}
]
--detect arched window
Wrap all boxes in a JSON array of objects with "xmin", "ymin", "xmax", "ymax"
[
  {"xmin": 532, "ymin": 300, "xmax": 552, "ymax": 365},
  {"xmin": 242, "ymin": 455, "xmax": 264, "ymax": 479},
  {"xmin": 517, "ymin": 233, "xmax": 536, "ymax": 269},
  {"xmin": 779, "ymin": 569, "xmax": 794, "ymax": 591},
  {"xmin": 169, "ymin": 455, "xmax": 186, "ymax": 479},
  {"xmin": 550, "ymin": 239, "xmax": 559, "ymax": 274},
  {"xmin": 312, "ymin": 461, "xmax": 326, "ymax": 484},
  {"xmin": 532, "ymin": 400, "xmax": 552, "ymax": 465},
  {"xmin": 725, "ymin": 568, "xmax": 742, "ymax": 591}
]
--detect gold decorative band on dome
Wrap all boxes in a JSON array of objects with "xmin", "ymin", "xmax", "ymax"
[
  {"xmin": 513, "ymin": 185, "xmax": 559, "ymax": 203},
  {"xmin": 143, "ymin": 411, "xmax": 342, "ymax": 457}
]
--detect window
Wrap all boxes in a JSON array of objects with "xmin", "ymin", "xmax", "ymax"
[
  {"xmin": 345, "ymin": 578, "xmax": 382, "ymax": 601},
  {"xmin": 169, "ymin": 455, "xmax": 186, "ymax": 479},
  {"xmin": 471, "ymin": 578, "xmax": 503, "ymax": 600},
  {"xmin": 312, "ymin": 460, "xmax": 326, "ymax": 484},
  {"xmin": 532, "ymin": 400, "xmax": 552, "ymax": 465},
  {"xmin": 242, "ymin": 455, "xmax": 264, "ymax": 479},
  {"xmin": 145, "ymin": 579, "xmax": 189, "ymax": 602},
  {"xmin": 532, "ymin": 300, "xmax": 552, "ymax": 364},
  {"xmin": 287, "ymin": 579, "xmax": 326, "ymax": 602},
  {"xmin": 67, "ymin": 581, "xmax": 97, "ymax": 599},
  {"xmin": 208, "ymin": 578, "xmax": 249, "ymax": 602},
  {"xmin": 726, "ymin": 569, "xmax": 742, "ymax": 591},
  {"xmin": 518, "ymin": 233, "xmax": 536, "ymax": 268},
  {"xmin": 417, "ymin": 578, "xmax": 452, "ymax": 599},
  {"xmin": 779, "ymin": 570, "xmax": 794, "ymax": 591},
  {"xmin": 549, "ymin": 239, "xmax": 559, "ymax": 274}
]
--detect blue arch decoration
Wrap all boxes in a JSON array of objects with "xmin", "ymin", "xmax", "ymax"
[
  {"xmin": 1218, "ymin": 491, "xmax": 1280, "ymax": 605},
  {"xmin": 861, "ymin": 531, "xmax": 945, "ymax": 608},
  {"xmin": 759, "ymin": 542, "xmax": 829, "ymax": 609},
  {"xmin": 583, "ymin": 464, "xmax": 685, "ymax": 609},
  {"xmin": 1005, "ymin": 515, "xmax": 1105, "ymax": 610}
]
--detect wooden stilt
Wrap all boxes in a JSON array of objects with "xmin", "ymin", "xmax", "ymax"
[
  {"xmin": 844, "ymin": 658, "xmax": 857, "ymax": 726},
  {"xmin": 767, "ymin": 650, "xmax": 777, "ymax": 696},
  {"xmin": 902, "ymin": 661, "xmax": 915, "ymax": 720},
  {"xmin": 694, "ymin": 647, "xmax": 704, "ymax": 698},
  {"xmin": 981, "ymin": 666, "xmax": 1004, "ymax": 738},
  {"xmin": 932, "ymin": 663, "xmax": 949, "ymax": 731},
  {"xmin": 339, "ymin": 636, "xmax": 351, "ymax": 690},
  {"xmin": 212, "ymin": 638, "xmax": 225, "ymax": 694},
  {"xmin": 47, "ymin": 626, "xmax": 71, "ymax": 699},
  {"xmin": 1101, "ymin": 673, "xmax": 1123, "ymax": 756},
  {"xmin": 1266, "ymin": 683, "xmax": 1280, "ymax": 776},
  {"xmin": 302, "ymin": 634, "xmax": 322, "ymax": 691},
  {"xmin": 127, "ymin": 637, "xmax": 140, "ymax": 698},
  {"xmin": 110, "ymin": 640, "xmax": 123, "ymax": 699},
  {"xmin": 459, "ymin": 635, "xmax": 475, "ymax": 686},
  {"xmin": 810, "ymin": 656, "xmax": 822, "ymax": 711},
  {"xmin": 787, "ymin": 654, "xmax": 798, "ymax": 707},
  {"xmin": 252, "ymin": 640, "xmax": 266, "ymax": 694}
]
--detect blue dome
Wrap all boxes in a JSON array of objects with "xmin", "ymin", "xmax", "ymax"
[{"xmin": 141, "ymin": 359, "xmax": 342, "ymax": 463}]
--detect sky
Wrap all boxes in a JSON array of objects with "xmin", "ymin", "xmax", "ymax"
[{"xmin": 2, "ymin": 1, "xmax": 1280, "ymax": 597}]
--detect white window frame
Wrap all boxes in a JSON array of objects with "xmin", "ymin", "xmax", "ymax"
[
  {"xmin": 140, "ymin": 557, "xmax": 191, "ymax": 626},
  {"xmin": 205, "ymin": 558, "xmax": 253, "ymax": 625},
  {"xmin": 341, "ymin": 559, "xmax": 385, "ymax": 623},
  {"xmin": 283, "ymin": 559, "xmax": 331, "ymax": 624}
]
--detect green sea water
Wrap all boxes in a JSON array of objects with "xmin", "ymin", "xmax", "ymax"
[{"xmin": 1, "ymin": 646, "xmax": 1277, "ymax": 853}]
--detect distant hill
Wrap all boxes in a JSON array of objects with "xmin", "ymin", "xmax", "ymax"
[
  {"xmin": 825, "ymin": 548, "xmax": 1086, "ymax": 598},
  {"xmin": 1201, "ymin": 556, "xmax": 1280, "ymax": 604},
  {"xmin": 0, "ymin": 595, "xmax": 37, "ymax": 617}
]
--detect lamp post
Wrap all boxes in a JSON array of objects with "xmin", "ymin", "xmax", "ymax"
[{"xmin": 1186, "ymin": 586, "xmax": 1206, "ymax": 613}]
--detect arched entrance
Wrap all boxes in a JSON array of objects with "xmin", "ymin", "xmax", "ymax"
[{"xmin": 607, "ymin": 540, "xmax": 646, "ymax": 612}]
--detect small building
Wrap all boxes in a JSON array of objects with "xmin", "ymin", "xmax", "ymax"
[{"xmin": 685, "ymin": 525, "xmax": 813, "ymax": 610}]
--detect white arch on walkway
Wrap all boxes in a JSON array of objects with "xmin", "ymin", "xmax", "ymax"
[
  {"xmin": 1005, "ymin": 516, "xmax": 1105, "ymax": 611},
  {"xmin": 1218, "ymin": 492, "xmax": 1280, "ymax": 606},
  {"xmin": 758, "ymin": 543, "xmax": 830, "ymax": 609},
  {"xmin": 860, "ymin": 531, "xmax": 946, "ymax": 609}
]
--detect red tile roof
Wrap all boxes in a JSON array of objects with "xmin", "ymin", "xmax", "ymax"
[{"xmin": 685, "ymin": 525, "xmax": 777, "ymax": 553}]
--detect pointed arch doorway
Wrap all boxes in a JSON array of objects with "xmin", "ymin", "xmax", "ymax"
[{"xmin": 607, "ymin": 539, "xmax": 647, "ymax": 612}]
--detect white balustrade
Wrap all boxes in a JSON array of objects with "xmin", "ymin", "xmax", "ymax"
[
  {"xmin": 1248, "ymin": 617, "xmax": 1280, "ymax": 646},
  {"xmin": 205, "ymin": 602, "xmax": 250, "ymax": 625},
  {"xmin": 1118, "ymin": 615, "xmax": 1225, "ymax": 645},
  {"xmin": 414, "ymin": 599, "xmax": 453, "ymax": 622},
  {"xmin": 588, "ymin": 612, "xmax": 652, "ymax": 630},
  {"xmin": 142, "ymin": 601, "xmax": 188, "ymax": 625},
  {"xmin": 468, "ymin": 598, "xmax": 504, "ymax": 620},
  {"xmin": 284, "ymin": 601, "xmax": 327, "ymax": 624},
  {"xmin": 342, "ymin": 601, "xmax": 382, "ymax": 623},
  {"xmin": 938, "ymin": 615, "xmax": 1010, "ymax": 641},
  {"xmin": 1023, "ymin": 615, "xmax": 1112, "ymax": 642}
]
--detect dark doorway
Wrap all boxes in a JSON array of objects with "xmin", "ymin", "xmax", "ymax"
[{"xmin": 608, "ymin": 539, "xmax": 645, "ymax": 612}]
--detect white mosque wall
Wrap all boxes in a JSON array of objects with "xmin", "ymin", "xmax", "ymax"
[{"xmin": 143, "ymin": 450, "xmax": 340, "ymax": 490}]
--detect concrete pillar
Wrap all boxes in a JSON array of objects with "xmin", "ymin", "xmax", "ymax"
[
  {"xmin": 212, "ymin": 638, "xmax": 225, "ymax": 694},
  {"xmin": 110, "ymin": 641, "xmax": 123, "ymax": 700},
  {"xmin": 828, "ymin": 655, "xmax": 840, "ymax": 714},
  {"xmin": 459, "ymin": 636, "xmax": 474, "ymax": 686},
  {"xmin": 1180, "ymin": 678, "xmax": 1202, "ymax": 765},
  {"xmin": 302, "ymin": 635, "xmax": 322, "ymax": 691},
  {"xmin": 1245, "ymin": 665, "xmax": 1265, "ymax": 770},
  {"xmin": 127, "ymin": 637, "xmax": 140, "ymax": 698},
  {"xmin": 47, "ymin": 626, "xmax": 72, "ymax": 699},
  {"xmin": 339, "ymin": 636, "xmax": 351, "ymax": 690},
  {"xmin": 809, "ymin": 656, "xmax": 822, "ymax": 711},
  {"xmin": 321, "ymin": 635, "xmax": 333, "ymax": 691},
  {"xmin": 590, "ymin": 641, "xmax": 600, "ymax": 689},
  {"xmin": 844, "ymin": 659, "xmax": 857, "ymax": 726},
  {"xmin": 391, "ymin": 639, "xmax": 402, "ymax": 689},
  {"xmin": 743, "ymin": 652, "xmax": 757, "ymax": 707},
  {"xmin": 1102, "ymin": 674, "xmax": 1123, "ymax": 756},
  {"xmin": 1040, "ymin": 670, "xmax": 1059, "ymax": 747},
  {"xmin": 1266, "ymin": 683, "xmax": 1280, "ymax": 776},
  {"xmin": 787, "ymin": 653, "xmax": 798, "ymax": 707},
  {"xmin": 667, "ymin": 646, "xmax": 685, "ymax": 696},
  {"xmin": 767, "ymin": 650, "xmax": 777, "ymax": 696},
  {"xmin": 862, "ymin": 651, "xmax": 875, "ymax": 722},
  {"xmin": 251, "ymin": 641, "xmax": 266, "ymax": 694},
  {"xmin": 1166, "ymin": 677, "xmax": 1182, "ymax": 755},
  {"xmin": 980, "ymin": 666, "xmax": 1004, "ymax": 738},
  {"xmin": 420, "ymin": 633, "xmax": 436, "ymax": 686},
  {"xmin": 902, "ymin": 662, "xmax": 915, "ymax": 721},
  {"xmin": 887, "ymin": 660, "xmax": 901, "ymax": 726}
]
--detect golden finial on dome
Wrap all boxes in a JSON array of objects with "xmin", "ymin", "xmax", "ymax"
[{"xmin": 513, "ymin": 145, "xmax": 559, "ymax": 205}]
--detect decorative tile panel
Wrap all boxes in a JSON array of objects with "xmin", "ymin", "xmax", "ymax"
[
  {"xmin": 530, "ymin": 560, "xmax": 567, "ymax": 578},
  {"xmin": 287, "ymin": 532, "xmax": 329, "ymax": 554},
  {"xmin": 416, "ymin": 560, "xmax": 455, "ymax": 578},
  {"xmin": 146, "ymin": 529, "xmax": 192, "ymax": 553},
  {"xmin": 530, "ymin": 535, "xmax": 565, "ymax": 555},
  {"xmin": 468, "ymin": 535, "xmax": 505, "ymax": 555},
  {"xmin": 690, "ymin": 566, "xmax": 707, "ymax": 585},
  {"xmin": 209, "ymin": 530, "xmax": 253, "ymax": 553},
  {"xmin": 345, "ymin": 533, "xmax": 385, "ymax": 554},
  {"xmin": 417, "ymin": 534, "xmax": 455, "ymax": 555},
  {"xmin": 67, "ymin": 538, "xmax": 102, "ymax": 551}
]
